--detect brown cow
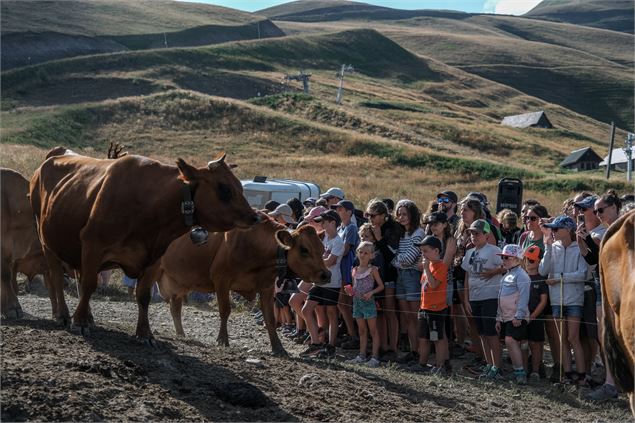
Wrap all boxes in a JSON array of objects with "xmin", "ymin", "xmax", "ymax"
[
  {"xmin": 155, "ymin": 214, "xmax": 330, "ymax": 355},
  {"xmin": 29, "ymin": 150, "xmax": 258, "ymax": 341},
  {"xmin": 1, "ymin": 168, "xmax": 48, "ymax": 319},
  {"xmin": 600, "ymin": 209, "xmax": 634, "ymax": 415}
]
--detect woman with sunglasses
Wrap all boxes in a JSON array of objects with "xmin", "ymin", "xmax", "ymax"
[
  {"xmin": 366, "ymin": 199, "xmax": 403, "ymax": 360},
  {"xmin": 539, "ymin": 215, "xmax": 589, "ymax": 386},
  {"xmin": 585, "ymin": 190, "xmax": 622, "ymax": 402},
  {"xmin": 519, "ymin": 205, "xmax": 549, "ymax": 253}
]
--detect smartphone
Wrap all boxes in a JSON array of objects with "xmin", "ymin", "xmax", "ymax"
[{"xmin": 577, "ymin": 215, "xmax": 585, "ymax": 227}]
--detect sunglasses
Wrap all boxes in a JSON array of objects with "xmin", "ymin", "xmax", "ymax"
[
  {"xmin": 526, "ymin": 259, "xmax": 536, "ymax": 264},
  {"xmin": 523, "ymin": 216, "xmax": 539, "ymax": 221},
  {"xmin": 437, "ymin": 197, "xmax": 450, "ymax": 203},
  {"xmin": 501, "ymin": 256, "xmax": 515, "ymax": 261},
  {"xmin": 594, "ymin": 205, "xmax": 611, "ymax": 215},
  {"xmin": 364, "ymin": 213, "xmax": 379, "ymax": 218}
]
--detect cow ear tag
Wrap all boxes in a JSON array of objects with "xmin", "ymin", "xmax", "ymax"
[{"xmin": 190, "ymin": 226, "xmax": 208, "ymax": 245}]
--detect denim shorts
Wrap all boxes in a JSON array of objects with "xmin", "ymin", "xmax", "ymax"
[
  {"xmin": 551, "ymin": 305, "xmax": 583, "ymax": 318},
  {"xmin": 353, "ymin": 297, "xmax": 377, "ymax": 319},
  {"xmin": 384, "ymin": 281, "xmax": 396, "ymax": 290},
  {"xmin": 593, "ymin": 278, "xmax": 602, "ymax": 306},
  {"xmin": 395, "ymin": 268, "xmax": 422, "ymax": 302}
]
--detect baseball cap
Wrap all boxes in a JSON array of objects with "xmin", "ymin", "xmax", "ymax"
[
  {"xmin": 303, "ymin": 197, "xmax": 317, "ymax": 207},
  {"xmin": 305, "ymin": 206, "xmax": 327, "ymax": 221},
  {"xmin": 467, "ymin": 219, "xmax": 491, "ymax": 234},
  {"xmin": 422, "ymin": 211, "xmax": 448, "ymax": 225},
  {"xmin": 574, "ymin": 196, "xmax": 597, "ymax": 210},
  {"xmin": 414, "ymin": 235, "xmax": 443, "ymax": 251},
  {"xmin": 331, "ymin": 199, "xmax": 355, "ymax": 211},
  {"xmin": 320, "ymin": 187, "xmax": 345, "ymax": 200},
  {"xmin": 313, "ymin": 209, "xmax": 342, "ymax": 226},
  {"xmin": 467, "ymin": 192, "xmax": 488, "ymax": 205},
  {"xmin": 264, "ymin": 200, "xmax": 280, "ymax": 212},
  {"xmin": 497, "ymin": 244, "xmax": 524, "ymax": 259},
  {"xmin": 543, "ymin": 215, "xmax": 576, "ymax": 231},
  {"xmin": 436, "ymin": 190, "xmax": 458, "ymax": 204},
  {"xmin": 268, "ymin": 204, "xmax": 296, "ymax": 224},
  {"xmin": 502, "ymin": 212, "xmax": 518, "ymax": 225},
  {"xmin": 524, "ymin": 245, "xmax": 541, "ymax": 262}
]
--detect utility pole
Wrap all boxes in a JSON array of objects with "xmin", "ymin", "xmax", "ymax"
[
  {"xmin": 625, "ymin": 133, "xmax": 633, "ymax": 183},
  {"xmin": 284, "ymin": 70, "xmax": 312, "ymax": 94},
  {"xmin": 606, "ymin": 122, "xmax": 615, "ymax": 179},
  {"xmin": 335, "ymin": 64, "xmax": 354, "ymax": 104}
]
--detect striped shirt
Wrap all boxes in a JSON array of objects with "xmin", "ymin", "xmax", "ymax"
[{"xmin": 392, "ymin": 227, "xmax": 425, "ymax": 270}]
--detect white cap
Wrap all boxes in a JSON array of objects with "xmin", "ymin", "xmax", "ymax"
[{"xmin": 320, "ymin": 187, "xmax": 345, "ymax": 200}]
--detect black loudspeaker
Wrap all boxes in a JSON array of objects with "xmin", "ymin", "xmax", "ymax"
[{"xmin": 496, "ymin": 178, "xmax": 523, "ymax": 216}]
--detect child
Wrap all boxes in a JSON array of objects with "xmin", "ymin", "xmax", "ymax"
[
  {"xmin": 301, "ymin": 210, "xmax": 344, "ymax": 358},
  {"xmin": 495, "ymin": 244, "xmax": 531, "ymax": 385},
  {"xmin": 539, "ymin": 215, "xmax": 589, "ymax": 385},
  {"xmin": 345, "ymin": 241, "xmax": 385, "ymax": 367},
  {"xmin": 415, "ymin": 235, "xmax": 450, "ymax": 374},
  {"xmin": 522, "ymin": 245, "xmax": 549, "ymax": 381}
]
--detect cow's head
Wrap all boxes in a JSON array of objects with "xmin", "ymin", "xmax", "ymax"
[
  {"xmin": 275, "ymin": 225, "xmax": 331, "ymax": 285},
  {"xmin": 176, "ymin": 153, "xmax": 258, "ymax": 232}
]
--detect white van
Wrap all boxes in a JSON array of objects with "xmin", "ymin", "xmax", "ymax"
[{"xmin": 241, "ymin": 176, "xmax": 320, "ymax": 210}]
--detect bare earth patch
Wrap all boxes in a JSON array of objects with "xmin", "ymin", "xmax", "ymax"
[{"xmin": 1, "ymin": 295, "xmax": 631, "ymax": 422}]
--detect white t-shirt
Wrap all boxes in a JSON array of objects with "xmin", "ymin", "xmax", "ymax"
[
  {"xmin": 461, "ymin": 243, "xmax": 503, "ymax": 301},
  {"xmin": 323, "ymin": 233, "xmax": 345, "ymax": 288}
]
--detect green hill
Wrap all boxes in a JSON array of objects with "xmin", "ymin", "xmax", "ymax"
[
  {"xmin": 0, "ymin": 0, "xmax": 284, "ymax": 70},
  {"xmin": 525, "ymin": 0, "xmax": 634, "ymax": 34}
]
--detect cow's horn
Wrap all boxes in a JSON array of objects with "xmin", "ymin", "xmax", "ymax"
[{"xmin": 208, "ymin": 152, "xmax": 226, "ymax": 169}]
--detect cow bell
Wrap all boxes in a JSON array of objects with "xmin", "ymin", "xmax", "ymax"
[{"xmin": 189, "ymin": 226, "xmax": 208, "ymax": 245}]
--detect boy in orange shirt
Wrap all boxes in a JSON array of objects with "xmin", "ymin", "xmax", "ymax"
[{"xmin": 415, "ymin": 235, "xmax": 450, "ymax": 374}]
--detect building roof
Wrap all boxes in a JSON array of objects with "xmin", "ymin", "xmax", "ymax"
[
  {"xmin": 501, "ymin": 110, "xmax": 552, "ymax": 128},
  {"xmin": 559, "ymin": 147, "xmax": 602, "ymax": 167},
  {"xmin": 599, "ymin": 148, "xmax": 632, "ymax": 166}
]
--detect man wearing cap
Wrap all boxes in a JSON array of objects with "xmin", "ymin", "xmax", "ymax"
[
  {"xmin": 495, "ymin": 244, "xmax": 531, "ymax": 384},
  {"xmin": 320, "ymin": 187, "xmax": 345, "ymax": 207},
  {"xmin": 334, "ymin": 200, "xmax": 360, "ymax": 348},
  {"xmin": 303, "ymin": 197, "xmax": 317, "ymax": 209},
  {"xmin": 436, "ymin": 191, "xmax": 460, "ymax": 232},
  {"xmin": 461, "ymin": 219, "xmax": 504, "ymax": 379},
  {"xmin": 301, "ymin": 210, "xmax": 344, "ymax": 358},
  {"xmin": 268, "ymin": 204, "xmax": 296, "ymax": 227}
]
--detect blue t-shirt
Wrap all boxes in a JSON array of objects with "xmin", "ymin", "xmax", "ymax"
[{"xmin": 338, "ymin": 222, "xmax": 360, "ymax": 285}]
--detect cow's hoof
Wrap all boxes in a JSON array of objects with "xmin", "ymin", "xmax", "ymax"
[
  {"xmin": 271, "ymin": 348, "xmax": 289, "ymax": 358},
  {"xmin": 55, "ymin": 314, "xmax": 71, "ymax": 327},
  {"xmin": 2, "ymin": 305, "xmax": 23, "ymax": 320},
  {"xmin": 216, "ymin": 339, "xmax": 230, "ymax": 347},
  {"xmin": 137, "ymin": 336, "xmax": 158, "ymax": 349},
  {"xmin": 71, "ymin": 323, "xmax": 91, "ymax": 337}
]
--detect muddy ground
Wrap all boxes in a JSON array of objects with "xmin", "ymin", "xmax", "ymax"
[{"xmin": 1, "ymin": 290, "xmax": 632, "ymax": 422}]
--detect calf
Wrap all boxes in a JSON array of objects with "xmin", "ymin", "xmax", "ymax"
[{"xmin": 156, "ymin": 214, "xmax": 330, "ymax": 355}]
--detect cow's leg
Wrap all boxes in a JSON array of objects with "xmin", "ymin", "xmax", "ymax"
[
  {"xmin": 1, "ymin": 257, "xmax": 22, "ymax": 319},
  {"xmin": 260, "ymin": 286, "xmax": 287, "ymax": 357},
  {"xmin": 42, "ymin": 246, "xmax": 70, "ymax": 325},
  {"xmin": 135, "ymin": 263, "xmax": 161, "ymax": 345},
  {"xmin": 216, "ymin": 284, "xmax": 231, "ymax": 347},
  {"xmin": 170, "ymin": 295, "xmax": 185, "ymax": 336},
  {"xmin": 72, "ymin": 259, "xmax": 100, "ymax": 334}
]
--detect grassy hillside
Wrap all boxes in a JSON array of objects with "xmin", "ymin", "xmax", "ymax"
[
  {"xmin": 525, "ymin": 0, "xmax": 634, "ymax": 34},
  {"xmin": 274, "ymin": 16, "xmax": 634, "ymax": 131},
  {"xmin": 1, "ymin": 0, "xmax": 263, "ymax": 36}
]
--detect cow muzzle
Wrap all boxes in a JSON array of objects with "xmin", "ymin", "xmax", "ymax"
[
  {"xmin": 189, "ymin": 226, "xmax": 209, "ymax": 245},
  {"xmin": 319, "ymin": 270, "xmax": 331, "ymax": 285}
]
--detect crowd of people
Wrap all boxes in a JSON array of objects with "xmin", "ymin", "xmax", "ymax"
[{"xmin": 264, "ymin": 186, "xmax": 634, "ymax": 402}]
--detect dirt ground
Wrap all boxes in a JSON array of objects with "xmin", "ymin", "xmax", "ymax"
[{"xmin": 1, "ymin": 291, "xmax": 632, "ymax": 422}]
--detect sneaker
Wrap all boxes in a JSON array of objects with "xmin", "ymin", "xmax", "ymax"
[
  {"xmin": 431, "ymin": 366, "xmax": 447, "ymax": 376},
  {"xmin": 514, "ymin": 369, "xmax": 527, "ymax": 385},
  {"xmin": 300, "ymin": 343, "xmax": 323, "ymax": 356},
  {"xmin": 584, "ymin": 384, "xmax": 619, "ymax": 402},
  {"xmin": 287, "ymin": 329, "xmax": 304, "ymax": 339},
  {"xmin": 366, "ymin": 357, "xmax": 381, "ymax": 368},
  {"xmin": 415, "ymin": 363, "xmax": 434, "ymax": 373},
  {"xmin": 380, "ymin": 350, "xmax": 398, "ymax": 362},
  {"xmin": 529, "ymin": 372, "xmax": 540, "ymax": 383},
  {"xmin": 485, "ymin": 366, "xmax": 504, "ymax": 381},
  {"xmin": 341, "ymin": 336, "xmax": 360, "ymax": 350},
  {"xmin": 316, "ymin": 344, "xmax": 336, "ymax": 359},
  {"xmin": 397, "ymin": 351, "xmax": 418, "ymax": 364},
  {"xmin": 478, "ymin": 364, "xmax": 493, "ymax": 379},
  {"xmin": 294, "ymin": 332, "xmax": 310, "ymax": 344},
  {"xmin": 347, "ymin": 354, "xmax": 367, "ymax": 364},
  {"xmin": 465, "ymin": 358, "xmax": 487, "ymax": 375}
]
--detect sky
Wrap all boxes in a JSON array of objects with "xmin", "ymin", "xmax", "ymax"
[{"xmin": 193, "ymin": 0, "xmax": 544, "ymax": 15}]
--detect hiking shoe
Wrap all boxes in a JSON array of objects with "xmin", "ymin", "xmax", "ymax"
[
  {"xmin": 415, "ymin": 363, "xmax": 434, "ymax": 374},
  {"xmin": 366, "ymin": 357, "xmax": 381, "ymax": 368},
  {"xmin": 286, "ymin": 329, "xmax": 304, "ymax": 339},
  {"xmin": 529, "ymin": 372, "xmax": 540, "ymax": 383},
  {"xmin": 347, "ymin": 354, "xmax": 367, "ymax": 364},
  {"xmin": 293, "ymin": 332, "xmax": 310, "ymax": 344},
  {"xmin": 514, "ymin": 369, "xmax": 527, "ymax": 385},
  {"xmin": 380, "ymin": 350, "xmax": 398, "ymax": 362},
  {"xmin": 397, "ymin": 351, "xmax": 418, "ymax": 364},
  {"xmin": 300, "ymin": 343, "xmax": 323, "ymax": 356},
  {"xmin": 431, "ymin": 366, "xmax": 447, "ymax": 376},
  {"xmin": 316, "ymin": 344, "xmax": 336, "ymax": 359},
  {"xmin": 465, "ymin": 358, "xmax": 487, "ymax": 375},
  {"xmin": 341, "ymin": 336, "xmax": 360, "ymax": 350},
  {"xmin": 477, "ymin": 364, "xmax": 493, "ymax": 379},
  {"xmin": 584, "ymin": 384, "xmax": 619, "ymax": 402}
]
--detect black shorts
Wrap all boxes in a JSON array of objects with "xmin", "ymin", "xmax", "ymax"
[
  {"xmin": 418, "ymin": 309, "xmax": 448, "ymax": 340},
  {"xmin": 581, "ymin": 283, "xmax": 598, "ymax": 340},
  {"xmin": 452, "ymin": 278, "xmax": 462, "ymax": 305},
  {"xmin": 307, "ymin": 286, "xmax": 340, "ymax": 307},
  {"xmin": 526, "ymin": 319, "xmax": 545, "ymax": 342},
  {"xmin": 502, "ymin": 320, "xmax": 528, "ymax": 341},
  {"xmin": 274, "ymin": 292, "xmax": 290, "ymax": 308},
  {"xmin": 470, "ymin": 299, "xmax": 498, "ymax": 337}
]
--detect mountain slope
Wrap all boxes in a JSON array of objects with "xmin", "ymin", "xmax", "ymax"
[{"xmin": 525, "ymin": 0, "xmax": 634, "ymax": 34}]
